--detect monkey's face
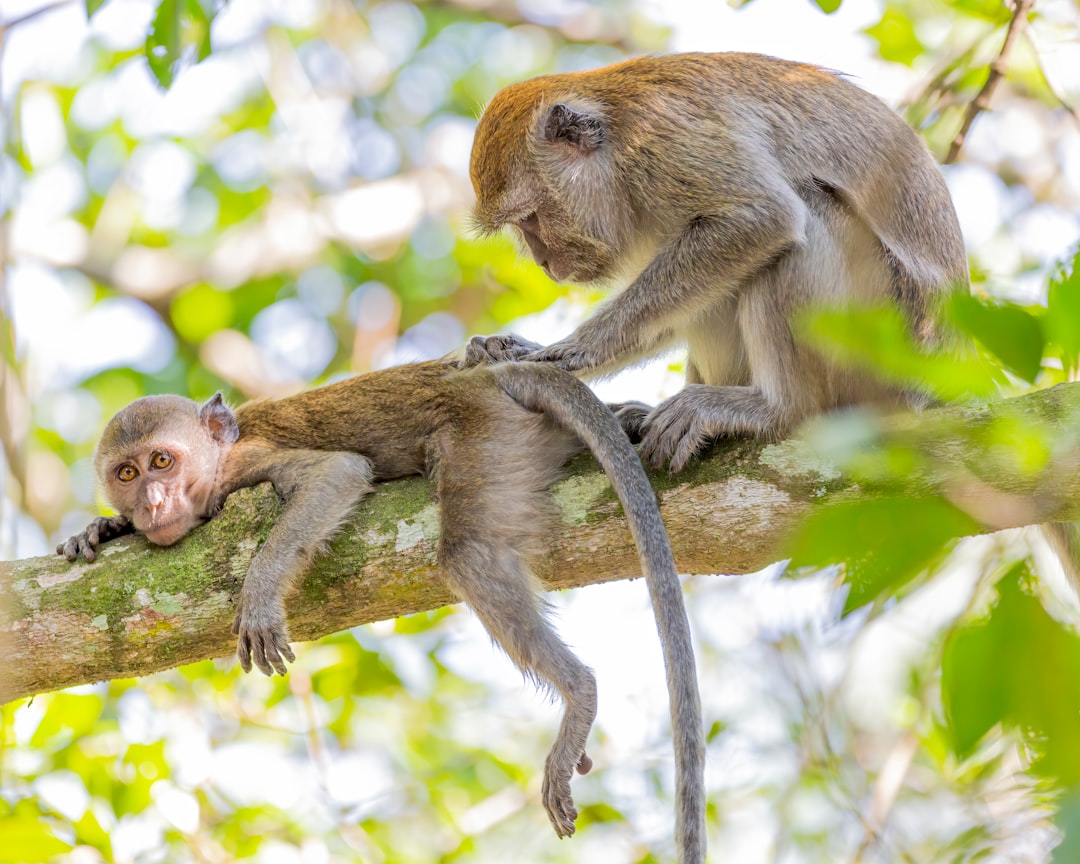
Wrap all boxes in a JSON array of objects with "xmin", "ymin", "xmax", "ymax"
[
  {"xmin": 95, "ymin": 394, "xmax": 239, "ymax": 547},
  {"xmin": 471, "ymin": 86, "xmax": 629, "ymax": 287},
  {"xmin": 105, "ymin": 442, "xmax": 218, "ymax": 546},
  {"xmin": 500, "ymin": 202, "xmax": 618, "ymax": 285}
]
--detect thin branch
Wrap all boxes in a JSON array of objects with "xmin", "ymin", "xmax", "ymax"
[
  {"xmin": 0, "ymin": 0, "xmax": 75, "ymax": 35},
  {"xmin": 945, "ymin": 0, "xmax": 1036, "ymax": 164}
]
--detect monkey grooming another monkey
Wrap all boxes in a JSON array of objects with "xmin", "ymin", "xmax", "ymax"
[
  {"xmin": 462, "ymin": 52, "xmax": 969, "ymax": 470},
  {"xmin": 58, "ymin": 360, "xmax": 706, "ymax": 862}
]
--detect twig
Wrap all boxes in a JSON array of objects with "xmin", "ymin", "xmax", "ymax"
[
  {"xmin": 0, "ymin": 0, "xmax": 74, "ymax": 36},
  {"xmin": 945, "ymin": 0, "xmax": 1036, "ymax": 164}
]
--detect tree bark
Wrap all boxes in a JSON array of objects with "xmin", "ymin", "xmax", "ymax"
[{"xmin": 3, "ymin": 382, "xmax": 1080, "ymax": 704}]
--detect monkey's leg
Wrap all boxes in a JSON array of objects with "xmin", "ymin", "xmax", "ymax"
[
  {"xmin": 433, "ymin": 436, "xmax": 596, "ymax": 839},
  {"xmin": 440, "ymin": 536, "xmax": 597, "ymax": 837},
  {"xmin": 234, "ymin": 449, "xmax": 374, "ymax": 675}
]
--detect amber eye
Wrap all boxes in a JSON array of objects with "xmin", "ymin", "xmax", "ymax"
[
  {"xmin": 150, "ymin": 451, "xmax": 174, "ymax": 470},
  {"xmin": 117, "ymin": 465, "xmax": 138, "ymax": 482}
]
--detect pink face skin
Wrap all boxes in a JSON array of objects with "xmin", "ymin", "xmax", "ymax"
[{"xmin": 104, "ymin": 439, "xmax": 219, "ymax": 547}]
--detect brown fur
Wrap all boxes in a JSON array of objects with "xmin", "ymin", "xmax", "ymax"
[
  {"xmin": 59, "ymin": 360, "xmax": 705, "ymax": 861},
  {"xmin": 465, "ymin": 52, "xmax": 969, "ymax": 471}
]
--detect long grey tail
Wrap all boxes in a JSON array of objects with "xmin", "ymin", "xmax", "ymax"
[{"xmin": 494, "ymin": 362, "xmax": 706, "ymax": 864}]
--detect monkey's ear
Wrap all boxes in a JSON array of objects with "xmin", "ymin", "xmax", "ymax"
[
  {"xmin": 542, "ymin": 103, "xmax": 606, "ymax": 153},
  {"xmin": 199, "ymin": 393, "xmax": 240, "ymax": 444}
]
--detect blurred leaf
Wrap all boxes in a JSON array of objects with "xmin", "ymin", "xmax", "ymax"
[
  {"xmin": 1053, "ymin": 786, "xmax": 1080, "ymax": 863},
  {"xmin": 798, "ymin": 304, "xmax": 999, "ymax": 400},
  {"xmin": 786, "ymin": 496, "xmax": 980, "ymax": 611},
  {"xmin": 0, "ymin": 817, "xmax": 72, "ymax": 861},
  {"xmin": 949, "ymin": 294, "xmax": 1044, "ymax": 383},
  {"xmin": 171, "ymin": 284, "xmax": 235, "ymax": 343},
  {"xmin": 864, "ymin": 5, "xmax": 926, "ymax": 66},
  {"xmin": 145, "ymin": 0, "xmax": 216, "ymax": 89},
  {"xmin": 943, "ymin": 562, "xmax": 1080, "ymax": 783},
  {"xmin": 146, "ymin": 0, "xmax": 181, "ymax": 89},
  {"xmin": 813, "ymin": 0, "xmax": 843, "ymax": 11},
  {"xmin": 1046, "ymin": 247, "xmax": 1080, "ymax": 377},
  {"xmin": 945, "ymin": 0, "xmax": 1013, "ymax": 23},
  {"xmin": 85, "ymin": 0, "xmax": 107, "ymax": 18}
]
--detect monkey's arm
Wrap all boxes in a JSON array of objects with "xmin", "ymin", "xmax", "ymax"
[
  {"xmin": 531, "ymin": 198, "xmax": 805, "ymax": 374},
  {"xmin": 231, "ymin": 447, "xmax": 375, "ymax": 675},
  {"xmin": 56, "ymin": 515, "xmax": 135, "ymax": 563}
]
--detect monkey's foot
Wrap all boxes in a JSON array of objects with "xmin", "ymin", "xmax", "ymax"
[
  {"xmin": 638, "ymin": 385, "xmax": 726, "ymax": 473},
  {"xmin": 542, "ymin": 749, "xmax": 593, "ymax": 838},
  {"xmin": 607, "ymin": 401, "xmax": 653, "ymax": 444},
  {"xmin": 233, "ymin": 607, "xmax": 296, "ymax": 676},
  {"xmin": 459, "ymin": 333, "xmax": 543, "ymax": 367}
]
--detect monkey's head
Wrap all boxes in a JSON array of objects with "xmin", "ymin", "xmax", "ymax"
[
  {"xmin": 94, "ymin": 394, "xmax": 239, "ymax": 547},
  {"xmin": 470, "ymin": 77, "xmax": 632, "ymax": 285}
]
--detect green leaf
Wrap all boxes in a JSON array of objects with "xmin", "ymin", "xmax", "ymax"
[
  {"xmin": 146, "ymin": 0, "xmax": 181, "ymax": 89},
  {"xmin": 0, "ymin": 818, "xmax": 72, "ymax": 861},
  {"xmin": 864, "ymin": 5, "xmax": 926, "ymax": 66},
  {"xmin": 85, "ymin": 0, "xmax": 108, "ymax": 18},
  {"xmin": 813, "ymin": 0, "xmax": 842, "ymax": 12},
  {"xmin": 798, "ymin": 304, "xmax": 999, "ymax": 400},
  {"xmin": 785, "ymin": 496, "xmax": 980, "ymax": 612},
  {"xmin": 943, "ymin": 562, "xmax": 1080, "ymax": 783},
  {"xmin": 1046, "ymin": 247, "xmax": 1080, "ymax": 377},
  {"xmin": 950, "ymin": 294, "xmax": 1045, "ymax": 383},
  {"xmin": 1053, "ymin": 786, "xmax": 1080, "ymax": 863}
]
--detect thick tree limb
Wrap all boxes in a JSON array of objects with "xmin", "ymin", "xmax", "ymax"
[{"xmin": 3, "ymin": 383, "xmax": 1080, "ymax": 704}]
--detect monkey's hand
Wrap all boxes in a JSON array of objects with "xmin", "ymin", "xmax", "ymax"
[
  {"xmin": 233, "ymin": 599, "xmax": 296, "ymax": 676},
  {"xmin": 459, "ymin": 333, "xmax": 543, "ymax": 368},
  {"xmin": 607, "ymin": 401, "xmax": 653, "ymax": 444},
  {"xmin": 56, "ymin": 515, "xmax": 134, "ymax": 563},
  {"xmin": 521, "ymin": 339, "xmax": 599, "ymax": 374},
  {"xmin": 639, "ymin": 386, "xmax": 726, "ymax": 473}
]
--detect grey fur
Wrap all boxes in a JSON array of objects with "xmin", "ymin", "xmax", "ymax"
[
  {"xmin": 59, "ymin": 360, "xmax": 705, "ymax": 860},
  {"xmin": 465, "ymin": 52, "xmax": 969, "ymax": 471}
]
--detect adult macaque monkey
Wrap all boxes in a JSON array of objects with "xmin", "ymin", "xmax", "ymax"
[
  {"xmin": 463, "ymin": 52, "xmax": 969, "ymax": 470},
  {"xmin": 58, "ymin": 361, "xmax": 706, "ymax": 862}
]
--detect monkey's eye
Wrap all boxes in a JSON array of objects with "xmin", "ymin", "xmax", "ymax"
[
  {"xmin": 117, "ymin": 464, "xmax": 138, "ymax": 482},
  {"xmin": 150, "ymin": 451, "xmax": 174, "ymax": 470}
]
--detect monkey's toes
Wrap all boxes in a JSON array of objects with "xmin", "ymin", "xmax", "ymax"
[{"xmin": 542, "ymin": 762, "xmax": 580, "ymax": 838}]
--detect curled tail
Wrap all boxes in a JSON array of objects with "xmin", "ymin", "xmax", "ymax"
[{"xmin": 493, "ymin": 362, "xmax": 706, "ymax": 864}]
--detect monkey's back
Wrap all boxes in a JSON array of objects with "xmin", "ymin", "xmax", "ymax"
[
  {"xmin": 473, "ymin": 52, "xmax": 967, "ymax": 292},
  {"xmin": 234, "ymin": 361, "xmax": 537, "ymax": 481}
]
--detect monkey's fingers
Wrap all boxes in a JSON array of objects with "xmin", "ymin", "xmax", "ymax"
[
  {"xmin": 236, "ymin": 633, "xmax": 254, "ymax": 674},
  {"xmin": 459, "ymin": 333, "xmax": 542, "ymax": 368},
  {"xmin": 263, "ymin": 633, "xmax": 294, "ymax": 676},
  {"xmin": 541, "ymin": 762, "xmax": 579, "ymax": 838},
  {"xmin": 57, "ymin": 533, "xmax": 96, "ymax": 562},
  {"xmin": 523, "ymin": 341, "xmax": 594, "ymax": 374}
]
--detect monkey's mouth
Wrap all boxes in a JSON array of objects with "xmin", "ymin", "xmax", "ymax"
[{"xmin": 140, "ymin": 514, "xmax": 198, "ymax": 547}]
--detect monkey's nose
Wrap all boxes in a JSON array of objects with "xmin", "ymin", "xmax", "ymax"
[{"xmin": 145, "ymin": 482, "xmax": 166, "ymax": 511}]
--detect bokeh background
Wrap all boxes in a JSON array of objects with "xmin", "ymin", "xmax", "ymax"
[{"xmin": 2, "ymin": 0, "xmax": 1080, "ymax": 861}]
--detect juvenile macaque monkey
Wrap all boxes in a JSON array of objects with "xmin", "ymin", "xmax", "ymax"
[
  {"xmin": 463, "ymin": 52, "xmax": 969, "ymax": 470},
  {"xmin": 58, "ymin": 360, "xmax": 706, "ymax": 862}
]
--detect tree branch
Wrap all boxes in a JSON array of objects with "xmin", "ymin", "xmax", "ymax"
[
  {"xmin": 945, "ymin": 0, "xmax": 1035, "ymax": 164},
  {"xmin": 4, "ymin": 382, "xmax": 1080, "ymax": 705}
]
